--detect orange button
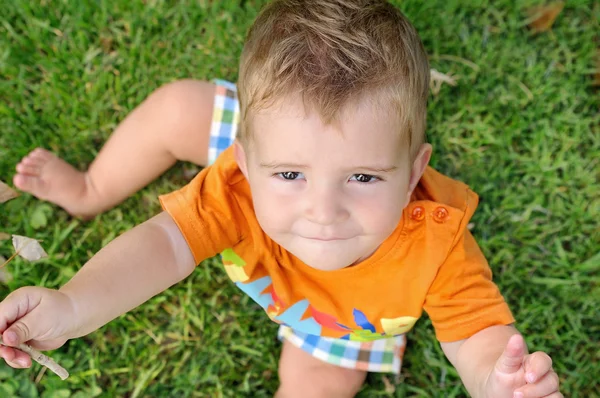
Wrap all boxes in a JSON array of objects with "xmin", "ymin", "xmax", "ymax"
[
  {"xmin": 433, "ymin": 207, "xmax": 448, "ymax": 223},
  {"xmin": 411, "ymin": 206, "xmax": 425, "ymax": 221}
]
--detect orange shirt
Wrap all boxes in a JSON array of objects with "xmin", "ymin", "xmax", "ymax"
[{"xmin": 160, "ymin": 147, "xmax": 514, "ymax": 342}]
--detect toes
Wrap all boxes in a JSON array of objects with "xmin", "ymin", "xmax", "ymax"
[
  {"xmin": 24, "ymin": 148, "xmax": 53, "ymax": 166},
  {"xmin": 13, "ymin": 174, "xmax": 46, "ymax": 194},
  {"xmin": 15, "ymin": 162, "xmax": 40, "ymax": 176},
  {"xmin": 16, "ymin": 148, "xmax": 55, "ymax": 176},
  {"xmin": 31, "ymin": 147, "xmax": 52, "ymax": 159}
]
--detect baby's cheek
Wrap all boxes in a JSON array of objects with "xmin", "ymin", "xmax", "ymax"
[
  {"xmin": 254, "ymin": 196, "xmax": 294, "ymax": 232},
  {"xmin": 363, "ymin": 200, "xmax": 402, "ymax": 233}
]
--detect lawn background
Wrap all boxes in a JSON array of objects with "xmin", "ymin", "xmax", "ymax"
[{"xmin": 0, "ymin": 0, "xmax": 598, "ymax": 397}]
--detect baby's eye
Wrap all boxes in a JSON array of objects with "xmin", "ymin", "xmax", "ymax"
[
  {"xmin": 277, "ymin": 171, "xmax": 304, "ymax": 180},
  {"xmin": 350, "ymin": 174, "xmax": 380, "ymax": 183}
]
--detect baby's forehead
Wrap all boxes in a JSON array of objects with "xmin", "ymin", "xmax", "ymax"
[
  {"xmin": 250, "ymin": 93, "xmax": 402, "ymax": 126},
  {"xmin": 248, "ymin": 103, "xmax": 409, "ymax": 163}
]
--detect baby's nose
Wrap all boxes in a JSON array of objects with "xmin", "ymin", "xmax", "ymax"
[{"xmin": 304, "ymin": 188, "xmax": 348, "ymax": 225}]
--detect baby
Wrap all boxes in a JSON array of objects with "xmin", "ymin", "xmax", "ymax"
[{"xmin": 3, "ymin": 0, "xmax": 561, "ymax": 396}]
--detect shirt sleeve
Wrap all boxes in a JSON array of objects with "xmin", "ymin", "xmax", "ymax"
[
  {"xmin": 423, "ymin": 226, "xmax": 515, "ymax": 342},
  {"xmin": 159, "ymin": 159, "xmax": 242, "ymax": 265}
]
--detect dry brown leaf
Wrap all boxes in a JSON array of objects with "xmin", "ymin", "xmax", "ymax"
[
  {"xmin": 430, "ymin": 69, "xmax": 457, "ymax": 95},
  {"xmin": 382, "ymin": 375, "xmax": 396, "ymax": 394},
  {"xmin": 526, "ymin": 2, "xmax": 564, "ymax": 33},
  {"xmin": 0, "ymin": 269, "xmax": 11, "ymax": 284},
  {"xmin": 100, "ymin": 36, "xmax": 114, "ymax": 53},
  {"xmin": 182, "ymin": 165, "xmax": 200, "ymax": 181},
  {"xmin": 12, "ymin": 235, "xmax": 48, "ymax": 261},
  {"xmin": 0, "ymin": 232, "xmax": 10, "ymax": 240},
  {"xmin": 0, "ymin": 180, "xmax": 19, "ymax": 203}
]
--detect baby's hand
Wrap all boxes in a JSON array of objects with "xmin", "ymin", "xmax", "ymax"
[
  {"xmin": 485, "ymin": 334, "xmax": 562, "ymax": 398},
  {"xmin": 0, "ymin": 286, "xmax": 76, "ymax": 369}
]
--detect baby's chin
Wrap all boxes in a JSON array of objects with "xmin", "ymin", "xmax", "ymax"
[
  {"xmin": 291, "ymin": 246, "xmax": 368, "ymax": 272},
  {"xmin": 271, "ymin": 233, "xmax": 377, "ymax": 271}
]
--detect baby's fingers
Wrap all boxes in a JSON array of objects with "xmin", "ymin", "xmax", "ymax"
[
  {"xmin": 0, "ymin": 345, "xmax": 32, "ymax": 368},
  {"xmin": 515, "ymin": 370, "xmax": 560, "ymax": 397},
  {"xmin": 523, "ymin": 351, "xmax": 553, "ymax": 384}
]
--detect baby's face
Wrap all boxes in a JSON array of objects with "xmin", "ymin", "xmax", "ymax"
[{"xmin": 236, "ymin": 96, "xmax": 427, "ymax": 271}]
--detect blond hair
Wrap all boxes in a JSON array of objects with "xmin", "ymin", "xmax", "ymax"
[{"xmin": 238, "ymin": 0, "xmax": 430, "ymax": 158}]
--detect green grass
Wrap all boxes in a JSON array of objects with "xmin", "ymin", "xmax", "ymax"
[{"xmin": 0, "ymin": 0, "xmax": 598, "ymax": 396}]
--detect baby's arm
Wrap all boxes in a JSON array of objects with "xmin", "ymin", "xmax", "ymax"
[
  {"xmin": 60, "ymin": 211, "xmax": 195, "ymax": 336},
  {"xmin": 0, "ymin": 212, "xmax": 195, "ymax": 367},
  {"xmin": 441, "ymin": 325, "xmax": 561, "ymax": 398}
]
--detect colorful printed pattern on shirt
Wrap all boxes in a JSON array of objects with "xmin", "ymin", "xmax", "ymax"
[
  {"xmin": 220, "ymin": 248, "xmax": 419, "ymax": 341},
  {"xmin": 208, "ymin": 79, "xmax": 239, "ymax": 165}
]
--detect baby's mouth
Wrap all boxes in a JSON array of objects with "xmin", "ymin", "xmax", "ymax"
[{"xmin": 302, "ymin": 236, "xmax": 349, "ymax": 242}]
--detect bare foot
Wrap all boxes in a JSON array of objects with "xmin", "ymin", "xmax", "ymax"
[{"xmin": 13, "ymin": 148, "xmax": 97, "ymax": 218}]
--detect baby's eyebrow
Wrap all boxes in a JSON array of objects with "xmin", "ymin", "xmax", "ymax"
[
  {"xmin": 259, "ymin": 162, "xmax": 308, "ymax": 170},
  {"xmin": 349, "ymin": 166, "xmax": 398, "ymax": 173}
]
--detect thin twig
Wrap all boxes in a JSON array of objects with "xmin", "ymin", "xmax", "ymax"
[
  {"xmin": 0, "ymin": 337, "xmax": 69, "ymax": 380},
  {"xmin": 0, "ymin": 251, "xmax": 19, "ymax": 269}
]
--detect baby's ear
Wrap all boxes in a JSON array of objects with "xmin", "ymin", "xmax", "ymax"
[
  {"xmin": 407, "ymin": 144, "xmax": 432, "ymax": 193},
  {"xmin": 233, "ymin": 140, "xmax": 249, "ymax": 179}
]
